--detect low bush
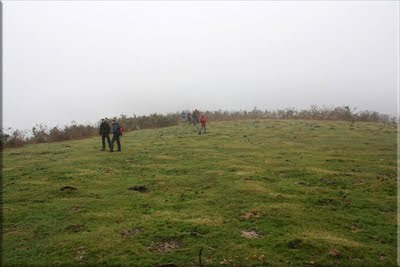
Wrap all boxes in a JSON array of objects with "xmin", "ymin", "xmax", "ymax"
[{"xmin": 2, "ymin": 106, "xmax": 396, "ymax": 148}]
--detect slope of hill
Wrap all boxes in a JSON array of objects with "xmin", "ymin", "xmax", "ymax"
[{"xmin": 2, "ymin": 119, "xmax": 397, "ymax": 266}]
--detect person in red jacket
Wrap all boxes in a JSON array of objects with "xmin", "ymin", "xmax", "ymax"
[{"xmin": 199, "ymin": 114, "xmax": 207, "ymax": 134}]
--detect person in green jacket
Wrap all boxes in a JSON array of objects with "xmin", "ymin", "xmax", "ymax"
[{"xmin": 110, "ymin": 120, "xmax": 122, "ymax": 152}]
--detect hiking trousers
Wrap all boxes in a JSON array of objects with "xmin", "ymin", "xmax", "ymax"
[
  {"xmin": 101, "ymin": 134, "xmax": 111, "ymax": 149},
  {"xmin": 111, "ymin": 135, "xmax": 121, "ymax": 151}
]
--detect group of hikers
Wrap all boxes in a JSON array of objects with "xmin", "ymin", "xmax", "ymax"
[
  {"xmin": 99, "ymin": 110, "xmax": 207, "ymax": 151},
  {"xmin": 99, "ymin": 119, "xmax": 122, "ymax": 152},
  {"xmin": 181, "ymin": 109, "xmax": 207, "ymax": 134}
]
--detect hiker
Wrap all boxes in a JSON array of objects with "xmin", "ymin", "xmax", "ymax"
[
  {"xmin": 187, "ymin": 112, "xmax": 193, "ymax": 125},
  {"xmin": 110, "ymin": 119, "xmax": 122, "ymax": 152},
  {"xmin": 192, "ymin": 110, "xmax": 199, "ymax": 127},
  {"xmin": 181, "ymin": 111, "xmax": 186, "ymax": 122},
  {"xmin": 199, "ymin": 114, "xmax": 207, "ymax": 134},
  {"xmin": 99, "ymin": 118, "xmax": 111, "ymax": 151}
]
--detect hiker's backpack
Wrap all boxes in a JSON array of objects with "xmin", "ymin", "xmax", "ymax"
[{"xmin": 119, "ymin": 126, "xmax": 123, "ymax": 136}]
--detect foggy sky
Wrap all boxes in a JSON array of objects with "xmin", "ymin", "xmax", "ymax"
[{"xmin": 3, "ymin": 1, "xmax": 399, "ymax": 130}]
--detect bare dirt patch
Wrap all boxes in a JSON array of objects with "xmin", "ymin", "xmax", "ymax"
[
  {"xmin": 329, "ymin": 248, "xmax": 341, "ymax": 258},
  {"xmin": 70, "ymin": 205, "xmax": 83, "ymax": 212},
  {"xmin": 66, "ymin": 224, "xmax": 84, "ymax": 233},
  {"xmin": 241, "ymin": 211, "xmax": 259, "ymax": 220},
  {"xmin": 350, "ymin": 224, "xmax": 361, "ymax": 233},
  {"xmin": 75, "ymin": 246, "xmax": 86, "ymax": 261},
  {"xmin": 120, "ymin": 227, "xmax": 142, "ymax": 237},
  {"xmin": 241, "ymin": 230, "xmax": 261, "ymax": 239},
  {"xmin": 60, "ymin": 186, "xmax": 77, "ymax": 191},
  {"xmin": 149, "ymin": 239, "xmax": 181, "ymax": 253},
  {"xmin": 106, "ymin": 167, "xmax": 115, "ymax": 175},
  {"xmin": 128, "ymin": 185, "xmax": 148, "ymax": 193},
  {"xmin": 288, "ymin": 238, "xmax": 303, "ymax": 249}
]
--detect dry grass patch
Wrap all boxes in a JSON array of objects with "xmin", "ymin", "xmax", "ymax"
[
  {"xmin": 268, "ymin": 192, "xmax": 295, "ymax": 200},
  {"xmin": 152, "ymin": 210, "xmax": 223, "ymax": 225},
  {"xmin": 149, "ymin": 239, "xmax": 181, "ymax": 253},
  {"xmin": 184, "ymin": 217, "xmax": 224, "ymax": 225},
  {"xmin": 85, "ymin": 211, "xmax": 119, "ymax": 220},
  {"xmin": 308, "ymin": 167, "xmax": 341, "ymax": 175},
  {"xmin": 235, "ymin": 180, "xmax": 270, "ymax": 193},
  {"xmin": 77, "ymin": 169, "xmax": 98, "ymax": 176},
  {"xmin": 303, "ymin": 230, "xmax": 362, "ymax": 248},
  {"xmin": 120, "ymin": 227, "xmax": 142, "ymax": 238},
  {"xmin": 154, "ymin": 155, "xmax": 176, "ymax": 160},
  {"xmin": 21, "ymin": 180, "xmax": 49, "ymax": 185},
  {"xmin": 241, "ymin": 230, "xmax": 261, "ymax": 239},
  {"xmin": 241, "ymin": 211, "xmax": 260, "ymax": 220}
]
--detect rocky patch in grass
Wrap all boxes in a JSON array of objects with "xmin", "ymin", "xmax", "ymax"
[
  {"xmin": 241, "ymin": 230, "xmax": 261, "ymax": 239},
  {"xmin": 149, "ymin": 239, "xmax": 181, "ymax": 253},
  {"xmin": 128, "ymin": 185, "xmax": 148, "ymax": 192}
]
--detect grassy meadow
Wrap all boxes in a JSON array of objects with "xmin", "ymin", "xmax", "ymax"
[{"xmin": 2, "ymin": 119, "xmax": 397, "ymax": 266}]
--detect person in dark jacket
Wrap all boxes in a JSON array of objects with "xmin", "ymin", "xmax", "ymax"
[
  {"xmin": 110, "ymin": 119, "xmax": 121, "ymax": 152},
  {"xmin": 99, "ymin": 118, "xmax": 111, "ymax": 151},
  {"xmin": 192, "ymin": 110, "xmax": 199, "ymax": 126},
  {"xmin": 192, "ymin": 109, "xmax": 201, "ymax": 130}
]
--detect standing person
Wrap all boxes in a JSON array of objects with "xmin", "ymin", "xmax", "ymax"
[
  {"xmin": 192, "ymin": 110, "xmax": 199, "ymax": 127},
  {"xmin": 199, "ymin": 114, "xmax": 207, "ymax": 134},
  {"xmin": 181, "ymin": 111, "xmax": 186, "ymax": 122},
  {"xmin": 110, "ymin": 119, "xmax": 122, "ymax": 152},
  {"xmin": 187, "ymin": 112, "xmax": 192, "ymax": 125},
  {"xmin": 195, "ymin": 109, "xmax": 200, "ymax": 121},
  {"xmin": 99, "ymin": 118, "xmax": 111, "ymax": 151}
]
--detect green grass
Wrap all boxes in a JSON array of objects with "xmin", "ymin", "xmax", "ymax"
[{"xmin": 2, "ymin": 119, "xmax": 397, "ymax": 266}]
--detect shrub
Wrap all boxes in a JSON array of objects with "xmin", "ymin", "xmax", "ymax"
[{"xmin": 2, "ymin": 106, "xmax": 396, "ymax": 148}]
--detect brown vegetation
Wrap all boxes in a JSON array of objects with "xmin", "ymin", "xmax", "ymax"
[{"xmin": 1, "ymin": 106, "xmax": 396, "ymax": 148}]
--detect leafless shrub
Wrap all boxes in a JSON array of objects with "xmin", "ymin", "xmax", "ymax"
[
  {"xmin": 2, "ymin": 106, "xmax": 396, "ymax": 148},
  {"xmin": 1, "ymin": 128, "xmax": 27, "ymax": 148},
  {"xmin": 204, "ymin": 106, "xmax": 396, "ymax": 124}
]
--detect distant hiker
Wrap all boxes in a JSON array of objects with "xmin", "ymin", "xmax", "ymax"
[
  {"xmin": 195, "ymin": 110, "xmax": 201, "ymax": 122},
  {"xmin": 192, "ymin": 110, "xmax": 200, "ymax": 127},
  {"xmin": 110, "ymin": 119, "xmax": 122, "ymax": 152},
  {"xmin": 187, "ymin": 112, "xmax": 193, "ymax": 125},
  {"xmin": 99, "ymin": 118, "xmax": 111, "ymax": 151},
  {"xmin": 199, "ymin": 114, "xmax": 207, "ymax": 134},
  {"xmin": 181, "ymin": 111, "xmax": 186, "ymax": 122}
]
